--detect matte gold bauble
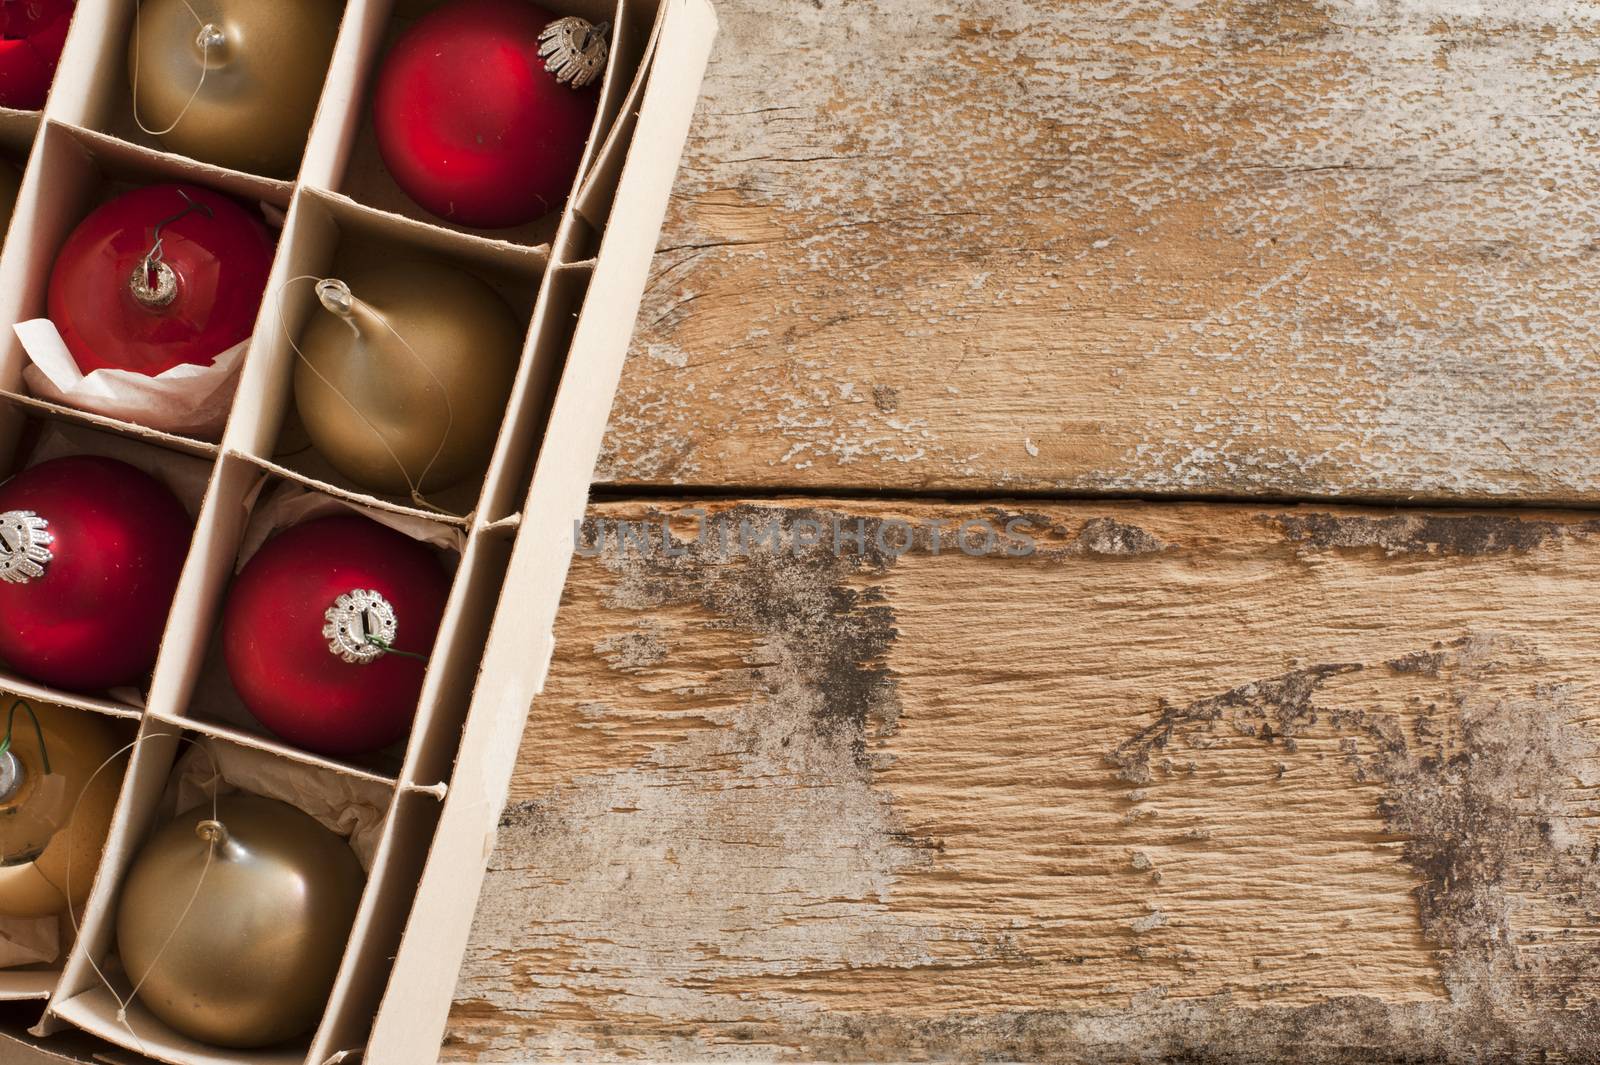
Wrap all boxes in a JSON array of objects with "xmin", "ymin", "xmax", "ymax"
[
  {"xmin": 129, "ymin": 0, "xmax": 342, "ymax": 177},
  {"xmin": 0, "ymin": 696, "xmax": 125, "ymax": 919},
  {"xmin": 294, "ymin": 261, "xmax": 522, "ymax": 496},
  {"xmin": 116, "ymin": 794, "xmax": 365, "ymax": 1049}
]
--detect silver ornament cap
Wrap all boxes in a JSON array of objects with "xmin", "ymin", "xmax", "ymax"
[
  {"xmin": 129, "ymin": 259, "xmax": 179, "ymax": 309},
  {"xmin": 323, "ymin": 589, "xmax": 397, "ymax": 665},
  {"xmin": 0, "ymin": 749, "xmax": 22, "ymax": 804},
  {"xmin": 537, "ymin": 16, "xmax": 609, "ymax": 88},
  {"xmin": 0, "ymin": 511, "xmax": 53, "ymax": 585}
]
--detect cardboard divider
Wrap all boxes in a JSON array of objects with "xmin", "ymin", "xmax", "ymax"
[
  {"xmin": 0, "ymin": 1014, "xmax": 130, "ymax": 1062},
  {"xmin": 146, "ymin": 711, "xmax": 401, "ymax": 791},
  {"xmin": 48, "ymin": 0, "xmax": 354, "ymax": 182},
  {"xmin": 0, "ymin": 108, "xmax": 48, "ymax": 386},
  {"xmin": 475, "ymin": 260, "xmax": 594, "ymax": 523},
  {"xmin": 0, "ymin": 674, "xmax": 142, "ymax": 726},
  {"xmin": 0, "ymin": 110, "xmax": 42, "ymax": 156},
  {"xmin": 0, "ymin": 392, "xmax": 220, "ymax": 462},
  {"xmin": 45, "ymin": 124, "xmax": 295, "ymax": 209},
  {"xmin": 298, "ymin": 0, "xmax": 386, "ymax": 193},
  {"xmin": 313, "ymin": 0, "xmax": 620, "ymax": 247},
  {"xmin": 226, "ymin": 185, "xmax": 546, "ymax": 521},
  {"xmin": 571, "ymin": 0, "xmax": 663, "ymax": 230},
  {"xmin": 0, "ymin": 970, "xmax": 55, "ymax": 1002},
  {"xmin": 366, "ymin": 4, "xmax": 717, "ymax": 1054},
  {"xmin": 0, "ymin": 703, "xmax": 139, "ymax": 1002},
  {"xmin": 0, "ymin": 109, "xmax": 41, "ymax": 247},
  {"xmin": 572, "ymin": 97, "xmax": 642, "ymax": 234},
  {"xmin": 37, "ymin": 0, "xmax": 111, "ymax": 131},
  {"xmin": 157, "ymin": 451, "xmax": 466, "ymax": 781},
  {"xmin": 586, "ymin": 0, "xmax": 651, "ymax": 177},
  {"xmin": 0, "ymin": 120, "xmax": 290, "ymax": 439},
  {"xmin": 397, "ymin": 521, "xmax": 517, "ymax": 789},
  {"xmin": 243, "ymin": 452, "xmax": 472, "ymax": 530},
  {"xmin": 47, "ymin": 719, "xmax": 398, "ymax": 1065},
  {"xmin": 0, "ymin": 0, "xmax": 715, "ymax": 1056},
  {"xmin": 304, "ymin": 786, "xmax": 440, "ymax": 1062}
]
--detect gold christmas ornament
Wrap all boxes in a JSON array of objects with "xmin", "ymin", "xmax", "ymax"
[
  {"xmin": 129, "ymin": 0, "xmax": 342, "ymax": 177},
  {"xmin": 116, "ymin": 794, "xmax": 365, "ymax": 1049},
  {"xmin": 0, "ymin": 696, "xmax": 125, "ymax": 919},
  {"xmin": 294, "ymin": 260, "xmax": 522, "ymax": 497}
]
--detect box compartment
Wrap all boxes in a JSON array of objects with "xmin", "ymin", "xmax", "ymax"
[{"xmin": 0, "ymin": 0, "xmax": 717, "ymax": 1060}]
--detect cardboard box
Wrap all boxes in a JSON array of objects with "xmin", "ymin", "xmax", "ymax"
[{"xmin": 0, "ymin": 0, "xmax": 717, "ymax": 1060}]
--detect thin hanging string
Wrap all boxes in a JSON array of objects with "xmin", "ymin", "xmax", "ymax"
[
  {"xmin": 0, "ymin": 700, "xmax": 51, "ymax": 774},
  {"xmin": 138, "ymin": 189, "xmax": 213, "ymax": 282},
  {"xmin": 274, "ymin": 274, "xmax": 460, "ymax": 517},
  {"xmin": 55, "ymin": 734, "xmax": 223, "ymax": 1052},
  {"xmin": 131, "ymin": 0, "xmax": 217, "ymax": 138},
  {"xmin": 364, "ymin": 633, "xmax": 428, "ymax": 663}
]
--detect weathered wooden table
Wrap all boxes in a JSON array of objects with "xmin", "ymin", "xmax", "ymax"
[{"xmin": 444, "ymin": 2, "xmax": 1600, "ymax": 1061}]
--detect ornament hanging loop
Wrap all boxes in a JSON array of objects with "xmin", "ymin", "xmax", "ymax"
[
  {"xmin": 0, "ymin": 694, "xmax": 48, "ymax": 803},
  {"xmin": 537, "ymin": 16, "xmax": 609, "ymax": 88},
  {"xmin": 0, "ymin": 699, "xmax": 52, "ymax": 776},
  {"xmin": 130, "ymin": 189, "xmax": 213, "ymax": 309},
  {"xmin": 315, "ymin": 278, "xmax": 355, "ymax": 318},
  {"xmin": 194, "ymin": 22, "xmax": 226, "ymax": 54},
  {"xmin": 194, "ymin": 819, "xmax": 227, "ymax": 846},
  {"xmin": 132, "ymin": 0, "xmax": 220, "ymax": 137}
]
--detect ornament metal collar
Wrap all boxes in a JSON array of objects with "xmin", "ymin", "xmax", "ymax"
[
  {"xmin": 324, "ymin": 589, "xmax": 397, "ymax": 665},
  {"xmin": 129, "ymin": 189, "xmax": 214, "ymax": 310},
  {"xmin": 538, "ymin": 16, "xmax": 609, "ymax": 88},
  {"xmin": 0, "ymin": 511, "xmax": 53, "ymax": 585}
]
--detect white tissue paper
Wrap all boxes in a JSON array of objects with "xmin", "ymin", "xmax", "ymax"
[
  {"xmin": 236, "ymin": 478, "xmax": 467, "ymax": 571},
  {"xmin": 167, "ymin": 741, "xmax": 390, "ymax": 871},
  {"xmin": 25, "ymin": 421, "xmax": 215, "ymax": 513},
  {"xmin": 15, "ymin": 318, "xmax": 247, "ymax": 440},
  {"xmin": 0, "ymin": 914, "xmax": 58, "ymax": 969}
]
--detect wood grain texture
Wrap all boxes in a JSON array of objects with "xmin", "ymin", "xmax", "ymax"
[
  {"xmin": 445, "ymin": 499, "xmax": 1600, "ymax": 1062},
  {"xmin": 598, "ymin": 0, "xmax": 1600, "ymax": 501}
]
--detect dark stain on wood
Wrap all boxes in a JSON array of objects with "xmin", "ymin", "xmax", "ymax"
[
  {"xmin": 1267, "ymin": 512, "xmax": 1599, "ymax": 556},
  {"xmin": 979, "ymin": 509, "xmax": 1171, "ymax": 559},
  {"xmin": 1103, "ymin": 634, "xmax": 1600, "ymax": 1063},
  {"xmin": 1069, "ymin": 517, "xmax": 1170, "ymax": 558},
  {"xmin": 579, "ymin": 504, "xmax": 903, "ymax": 748}
]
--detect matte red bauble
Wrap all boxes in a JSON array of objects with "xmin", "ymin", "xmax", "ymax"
[
  {"xmin": 0, "ymin": 0, "xmax": 73, "ymax": 110},
  {"xmin": 372, "ymin": 0, "xmax": 603, "ymax": 229},
  {"xmin": 0, "ymin": 456, "xmax": 193, "ymax": 691},
  {"xmin": 47, "ymin": 184, "xmax": 275, "ymax": 377},
  {"xmin": 222, "ymin": 515, "xmax": 450, "ymax": 756}
]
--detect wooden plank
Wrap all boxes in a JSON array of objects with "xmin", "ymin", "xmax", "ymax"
[
  {"xmin": 445, "ymin": 498, "xmax": 1600, "ymax": 1062},
  {"xmin": 599, "ymin": 0, "xmax": 1600, "ymax": 502}
]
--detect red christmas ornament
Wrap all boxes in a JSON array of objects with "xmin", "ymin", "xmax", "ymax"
[
  {"xmin": 47, "ymin": 184, "xmax": 275, "ymax": 377},
  {"xmin": 0, "ymin": 456, "xmax": 192, "ymax": 691},
  {"xmin": 372, "ymin": 0, "xmax": 603, "ymax": 229},
  {"xmin": 222, "ymin": 515, "xmax": 450, "ymax": 757},
  {"xmin": 0, "ymin": 0, "xmax": 73, "ymax": 110}
]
